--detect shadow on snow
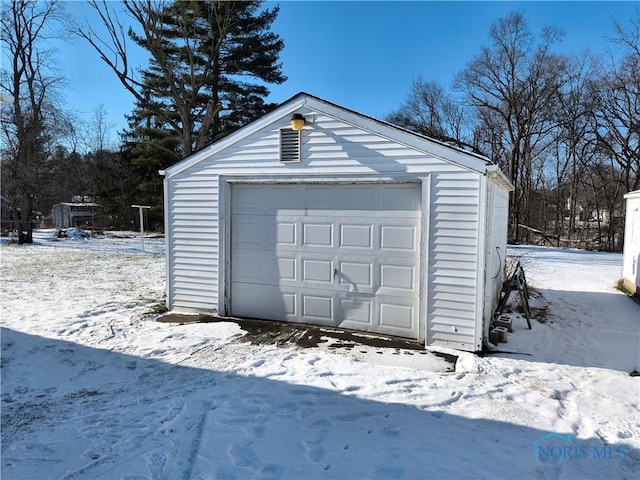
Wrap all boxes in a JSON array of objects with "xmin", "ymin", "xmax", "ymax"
[{"xmin": 2, "ymin": 328, "xmax": 637, "ymax": 480}]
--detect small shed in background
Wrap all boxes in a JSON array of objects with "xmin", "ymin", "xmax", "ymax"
[
  {"xmin": 161, "ymin": 92, "xmax": 513, "ymax": 352},
  {"xmin": 622, "ymin": 190, "xmax": 640, "ymax": 297},
  {"xmin": 51, "ymin": 203, "xmax": 99, "ymax": 229}
]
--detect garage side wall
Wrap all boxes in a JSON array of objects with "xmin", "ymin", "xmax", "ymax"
[
  {"xmin": 427, "ymin": 172, "xmax": 483, "ymax": 351},
  {"xmin": 166, "ymin": 173, "xmax": 221, "ymax": 312},
  {"xmin": 482, "ymin": 179, "xmax": 510, "ymax": 337},
  {"xmin": 622, "ymin": 191, "xmax": 640, "ymax": 295}
]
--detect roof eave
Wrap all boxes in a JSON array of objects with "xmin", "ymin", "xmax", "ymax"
[{"xmin": 486, "ymin": 164, "xmax": 515, "ymax": 192}]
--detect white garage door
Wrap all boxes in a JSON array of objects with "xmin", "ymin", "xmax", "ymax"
[{"xmin": 230, "ymin": 183, "xmax": 421, "ymax": 339}]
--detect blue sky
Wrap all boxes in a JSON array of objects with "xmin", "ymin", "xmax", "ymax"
[{"xmin": 60, "ymin": 1, "xmax": 637, "ymax": 142}]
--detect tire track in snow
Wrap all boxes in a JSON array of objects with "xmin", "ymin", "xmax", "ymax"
[{"xmin": 157, "ymin": 399, "xmax": 213, "ymax": 480}]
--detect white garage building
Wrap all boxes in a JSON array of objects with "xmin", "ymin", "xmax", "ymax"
[
  {"xmin": 622, "ymin": 190, "xmax": 640, "ymax": 297},
  {"xmin": 161, "ymin": 93, "xmax": 513, "ymax": 352}
]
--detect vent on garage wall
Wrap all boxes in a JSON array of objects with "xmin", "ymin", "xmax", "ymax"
[{"xmin": 279, "ymin": 128, "xmax": 301, "ymax": 162}]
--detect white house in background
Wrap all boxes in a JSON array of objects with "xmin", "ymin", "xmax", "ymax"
[
  {"xmin": 622, "ymin": 190, "xmax": 640, "ymax": 297},
  {"xmin": 161, "ymin": 93, "xmax": 514, "ymax": 352}
]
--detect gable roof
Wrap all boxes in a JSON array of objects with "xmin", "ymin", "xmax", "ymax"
[
  {"xmin": 294, "ymin": 92, "xmax": 492, "ymax": 163},
  {"xmin": 163, "ymin": 92, "xmax": 494, "ymax": 178}
]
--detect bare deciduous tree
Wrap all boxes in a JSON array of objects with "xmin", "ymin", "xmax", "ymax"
[
  {"xmin": 454, "ymin": 12, "xmax": 570, "ymax": 242},
  {"xmin": 0, "ymin": 0, "xmax": 69, "ymax": 243},
  {"xmin": 386, "ymin": 76, "xmax": 473, "ymax": 151},
  {"xmin": 83, "ymin": 104, "xmax": 117, "ymax": 153},
  {"xmin": 591, "ymin": 8, "xmax": 640, "ymax": 194}
]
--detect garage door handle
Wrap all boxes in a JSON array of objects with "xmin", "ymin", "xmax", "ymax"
[{"xmin": 334, "ymin": 268, "xmax": 339, "ymax": 279}]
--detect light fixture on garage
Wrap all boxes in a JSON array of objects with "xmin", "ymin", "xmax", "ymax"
[{"xmin": 290, "ymin": 113, "xmax": 306, "ymax": 131}]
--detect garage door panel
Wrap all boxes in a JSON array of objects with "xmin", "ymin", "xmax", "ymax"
[
  {"xmin": 233, "ymin": 216, "xmax": 299, "ymax": 250},
  {"xmin": 302, "ymin": 294, "xmax": 334, "ymax": 320},
  {"xmin": 338, "ymin": 261, "xmax": 373, "ymax": 289},
  {"xmin": 232, "ymin": 216, "xmax": 266, "ymax": 249},
  {"xmin": 382, "ymin": 185, "xmax": 421, "ymax": 210},
  {"xmin": 231, "ymin": 250, "xmax": 260, "ymax": 283},
  {"xmin": 235, "ymin": 185, "xmax": 299, "ymax": 213},
  {"xmin": 277, "ymin": 222, "xmax": 297, "ymax": 245},
  {"xmin": 233, "ymin": 250, "xmax": 297, "ymax": 285},
  {"xmin": 340, "ymin": 297, "xmax": 372, "ymax": 325},
  {"xmin": 233, "ymin": 187, "xmax": 308, "ymax": 217},
  {"xmin": 278, "ymin": 257, "xmax": 297, "ymax": 281},
  {"xmin": 380, "ymin": 225, "xmax": 417, "ymax": 252},
  {"xmin": 303, "ymin": 223, "xmax": 333, "ymax": 247},
  {"xmin": 380, "ymin": 264, "xmax": 416, "ymax": 292},
  {"xmin": 380, "ymin": 303, "xmax": 414, "ymax": 330},
  {"xmin": 232, "ymin": 282, "xmax": 297, "ymax": 320},
  {"xmin": 231, "ymin": 183, "xmax": 421, "ymax": 339},
  {"xmin": 339, "ymin": 186, "xmax": 375, "ymax": 210},
  {"xmin": 304, "ymin": 186, "xmax": 336, "ymax": 209},
  {"xmin": 340, "ymin": 224, "xmax": 373, "ymax": 249},
  {"xmin": 302, "ymin": 258, "xmax": 334, "ymax": 283}
]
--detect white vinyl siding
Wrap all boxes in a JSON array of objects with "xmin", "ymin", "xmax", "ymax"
[
  {"xmin": 622, "ymin": 191, "xmax": 640, "ymax": 294},
  {"xmin": 427, "ymin": 172, "xmax": 482, "ymax": 350},
  {"xmin": 166, "ymin": 174, "xmax": 220, "ymax": 312},
  {"xmin": 175, "ymin": 113, "xmax": 463, "ymax": 176},
  {"xmin": 483, "ymin": 181, "xmax": 510, "ymax": 324},
  {"xmin": 164, "ymin": 95, "xmax": 512, "ymax": 351}
]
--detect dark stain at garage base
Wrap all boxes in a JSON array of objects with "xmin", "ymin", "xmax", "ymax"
[{"xmin": 156, "ymin": 313, "xmax": 458, "ymax": 366}]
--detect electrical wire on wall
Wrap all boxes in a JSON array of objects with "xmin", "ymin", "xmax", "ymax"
[{"xmin": 492, "ymin": 246, "xmax": 502, "ymax": 279}]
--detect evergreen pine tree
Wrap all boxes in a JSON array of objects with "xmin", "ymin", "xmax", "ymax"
[{"xmin": 120, "ymin": 0, "xmax": 285, "ymax": 227}]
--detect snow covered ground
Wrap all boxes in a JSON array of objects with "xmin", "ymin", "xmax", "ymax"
[{"xmin": 1, "ymin": 230, "xmax": 638, "ymax": 479}]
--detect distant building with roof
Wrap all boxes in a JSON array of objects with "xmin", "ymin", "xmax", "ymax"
[{"xmin": 51, "ymin": 202, "xmax": 99, "ymax": 229}]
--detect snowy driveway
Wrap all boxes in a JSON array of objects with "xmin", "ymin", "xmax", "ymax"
[
  {"xmin": 1, "ymin": 232, "xmax": 638, "ymax": 479},
  {"xmin": 506, "ymin": 246, "xmax": 640, "ymax": 372}
]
